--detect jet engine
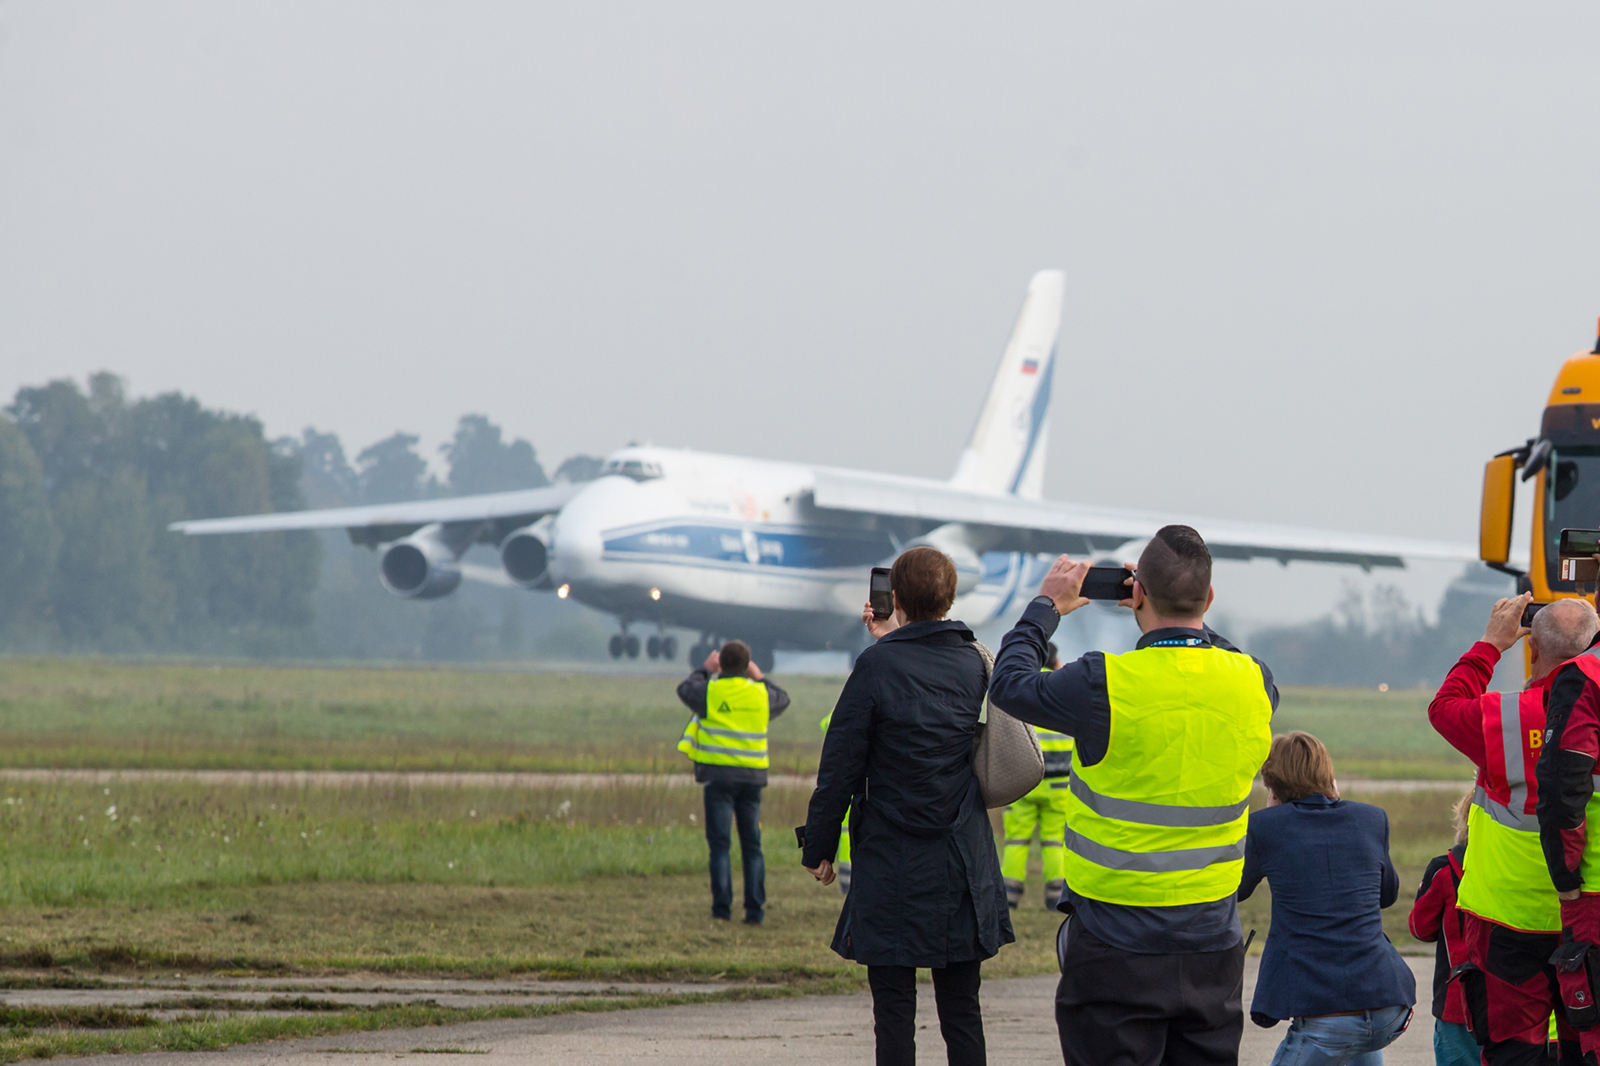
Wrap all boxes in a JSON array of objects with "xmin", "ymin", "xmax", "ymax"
[
  {"xmin": 499, "ymin": 518, "xmax": 555, "ymax": 590},
  {"xmin": 904, "ymin": 525, "xmax": 984, "ymax": 596},
  {"xmin": 378, "ymin": 524, "xmax": 463, "ymax": 599}
]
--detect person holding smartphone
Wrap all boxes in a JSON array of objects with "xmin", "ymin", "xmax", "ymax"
[
  {"xmin": 1427, "ymin": 592, "xmax": 1594, "ymax": 1063},
  {"xmin": 800, "ymin": 547, "xmax": 1013, "ymax": 1066},
  {"xmin": 986, "ymin": 525, "xmax": 1276, "ymax": 1066}
]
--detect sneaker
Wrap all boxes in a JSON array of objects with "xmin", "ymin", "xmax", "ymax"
[{"xmin": 742, "ymin": 915, "xmax": 763, "ymax": 926}]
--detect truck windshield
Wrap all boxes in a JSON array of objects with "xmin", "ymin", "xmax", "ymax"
[{"xmin": 1546, "ymin": 446, "xmax": 1600, "ymax": 590}]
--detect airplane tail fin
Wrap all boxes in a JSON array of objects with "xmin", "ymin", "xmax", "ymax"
[{"xmin": 948, "ymin": 270, "xmax": 1063, "ymax": 499}]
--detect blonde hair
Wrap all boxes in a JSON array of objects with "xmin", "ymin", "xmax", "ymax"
[
  {"xmin": 1452, "ymin": 789, "xmax": 1473, "ymax": 846},
  {"xmin": 1260, "ymin": 731, "xmax": 1339, "ymax": 803}
]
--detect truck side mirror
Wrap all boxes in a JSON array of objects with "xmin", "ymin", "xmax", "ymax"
[{"xmin": 1480, "ymin": 455, "xmax": 1517, "ymax": 564}]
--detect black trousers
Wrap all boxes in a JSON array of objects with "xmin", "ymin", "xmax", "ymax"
[
  {"xmin": 1055, "ymin": 918, "xmax": 1244, "ymax": 1066},
  {"xmin": 702, "ymin": 781, "xmax": 764, "ymax": 920},
  {"xmin": 867, "ymin": 960, "xmax": 985, "ymax": 1066}
]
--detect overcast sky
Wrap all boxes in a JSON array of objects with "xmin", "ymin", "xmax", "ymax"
[{"xmin": 3, "ymin": 2, "xmax": 1597, "ymax": 627}]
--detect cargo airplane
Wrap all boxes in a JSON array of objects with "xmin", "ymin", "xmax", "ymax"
[{"xmin": 171, "ymin": 271, "xmax": 1475, "ymax": 670}]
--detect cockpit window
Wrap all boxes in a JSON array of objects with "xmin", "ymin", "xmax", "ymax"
[
  {"xmin": 1546, "ymin": 447, "xmax": 1600, "ymax": 589},
  {"xmin": 601, "ymin": 458, "xmax": 664, "ymax": 482}
]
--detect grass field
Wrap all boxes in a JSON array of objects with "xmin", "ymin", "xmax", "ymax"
[
  {"xmin": 0, "ymin": 657, "xmax": 1468, "ymax": 778},
  {"xmin": 0, "ymin": 657, "xmax": 1472, "ymax": 1058}
]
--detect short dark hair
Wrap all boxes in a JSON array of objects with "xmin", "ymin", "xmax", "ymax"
[
  {"xmin": 1136, "ymin": 525, "xmax": 1212, "ymax": 617},
  {"xmin": 890, "ymin": 546, "xmax": 958, "ymax": 622},
  {"xmin": 718, "ymin": 640, "xmax": 751, "ymax": 675}
]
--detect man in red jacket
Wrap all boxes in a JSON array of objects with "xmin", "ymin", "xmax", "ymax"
[
  {"xmin": 1536, "ymin": 582, "xmax": 1600, "ymax": 1065},
  {"xmin": 1429, "ymin": 592, "xmax": 1596, "ymax": 1065}
]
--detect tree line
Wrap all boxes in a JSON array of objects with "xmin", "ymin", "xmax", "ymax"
[{"xmin": 0, "ymin": 373, "xmax": 600, "ymax": 657}]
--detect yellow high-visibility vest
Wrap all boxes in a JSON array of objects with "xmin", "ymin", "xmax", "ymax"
[
  {"xmin": 1061, "ymin": 639, "xmax": 1272, "ymax": 907},
  {"xmin": 678, "ymin": 676, "xmax": 771, "ymax": 769},
  {"xmin": 1034, "ymin": 665, "xmax": 1075, "ymax": 778},
  {"xmin": 1456, "ymin": 689, "xmax": 1559, "ymax": 933}
]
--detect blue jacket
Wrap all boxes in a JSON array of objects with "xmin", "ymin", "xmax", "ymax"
[
  {"xmin": 801, "ymin": 619, "xmax": 1014, "ymax": 968},
  {"xmin": 1238, "ymin": 794, "xmax": 1415, "ymax": 1025}
]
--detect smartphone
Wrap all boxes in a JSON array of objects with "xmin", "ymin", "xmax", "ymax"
[
  {"xmin": 869, "ymin": 567, "xmax": 893, "ymax": 620},
  {"xmin": 1559, "ymin": 528, "xmax": 1600, "ymax": 559},
  {"xmin": 1081, "ymin": 566, "xmax": 1134, "ymax": 601},
  {"xmin": 1522, "ymin": 602, "xmax": 1547, "ymax": 628}
]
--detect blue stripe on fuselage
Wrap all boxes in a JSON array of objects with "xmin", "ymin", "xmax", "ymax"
[{"xmin": 602, "ymin": 522, "xmax": 894, "ymax": 571}]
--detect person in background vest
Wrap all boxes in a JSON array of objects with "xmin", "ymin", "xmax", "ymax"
[
  {"xmin": 1429, "ymin": 592, "xmax": 1595, "ymax": 1064},
  {"xmin": 1534, "ymin": 580, "xmax": 1600, "ymax": 1066},
  {"xmin": 987, "ymin": 525, "xmax": 1276, "ymax": 1066},
  {"xmin": 1000, "ymin": 642, "xmax": 1075, "ymax": 910},
  {"xmin": 1408, "ymin": 791, "xmax": 1476, "ymax": 1066},
  {"xmin": 676, "ymin": 639, "xmax": 789, "ymax": 924},
  {"xmin": 817, "ymin": 710, "xmax": 851, "ymax": 896}
]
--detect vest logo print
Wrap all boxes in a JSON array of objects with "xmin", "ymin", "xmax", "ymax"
[
  {"xmin": 1531, "ymin": 729, "xmax": 1543, "ymax": 749},
  {"xmin": 717, "ymin": 702, "xmax": 731, "ymax": 715}
]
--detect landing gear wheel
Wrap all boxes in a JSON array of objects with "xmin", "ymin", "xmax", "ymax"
[
  {"xmin": 661, "ymin": 636, "xmax": 678, "ymax": 661},
  {"xmin": 608, "ymin": 635, "xmax": 624, "ymax": 659},
  {"xmin": 646, "ymin": 636, "xmax": 662, "ymax": 660},
  {"xmin": 624, "ymin": 634, "xmax": 641, "ymax": 659},
  {"xmin": 748, "ymin": 641, "xmax": 775, "ymax": 675}
]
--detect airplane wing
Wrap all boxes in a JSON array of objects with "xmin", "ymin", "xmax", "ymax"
[
  {"xmin": 810, "ymin": 468, "xmax": 1474, "ymax": 570},
  {"xmin": 168, "ymin": 483, "xmax": 582, "ymax": 546}
]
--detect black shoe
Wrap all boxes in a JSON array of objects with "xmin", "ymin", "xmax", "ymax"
[
  {"xmin": 742, "ymin": 915, "xmax": 763, "ymax": 926},
  {"xmin": 712, "ymin": 912, "xmax": 731, "ymax": 921}
]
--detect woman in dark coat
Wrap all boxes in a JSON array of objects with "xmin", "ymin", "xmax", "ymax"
[{"xmin": 801, "ymin": 547, "xmax": 1014, "ymax": 1066}]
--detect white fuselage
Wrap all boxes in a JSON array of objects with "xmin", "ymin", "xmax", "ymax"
[{"xmin": 545, "ymin": 446, "xmax": 1047, "ymax": 650}]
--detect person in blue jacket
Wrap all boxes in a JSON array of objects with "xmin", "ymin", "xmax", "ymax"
[{"xmin": 1240, "ymin": 730, "xmax": 1415, "ymax": 1065}]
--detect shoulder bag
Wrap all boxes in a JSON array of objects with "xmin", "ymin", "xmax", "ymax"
[{"xmin": 969, "ymin": 640, "xmax": 1045, "ymax": 808}]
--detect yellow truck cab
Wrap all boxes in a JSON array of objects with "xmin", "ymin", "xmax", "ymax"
[{"xmin": 1480, "ymin": 326, "xmax": 1600, "ymax": 664}]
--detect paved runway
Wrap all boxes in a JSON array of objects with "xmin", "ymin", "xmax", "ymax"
[{"xmin": 46, "ymin": 957, "xmax": 1436, "ymax": 1066}]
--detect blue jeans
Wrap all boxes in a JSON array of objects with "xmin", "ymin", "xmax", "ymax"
[
  {"xmin": 1268, "ymin": 1004, "xmax": 1412, "ymax": 1066},
  {"xmin": 703, "ymin": 780, "xmax": 764, "ymax": 921},
  {"xmin": 1431, "ymin": 1019, "xmax": 1477, "ymax": 1066}
]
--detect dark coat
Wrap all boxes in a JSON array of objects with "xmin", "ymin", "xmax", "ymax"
[
  {"xmin": 1238, "ymin": 794, "xmax": 1416, "ymax": 1025},
  {"xmin": 801, "ymin": 619, "xmax": 1015, "ymax": 968}
]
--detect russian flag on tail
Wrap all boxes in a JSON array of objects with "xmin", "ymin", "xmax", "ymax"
[{"xmin": 1020, "ymin": 359, "xmax": 1038, "ymax": 375}]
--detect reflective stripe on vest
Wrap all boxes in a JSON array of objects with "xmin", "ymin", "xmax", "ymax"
[
  {"xmin": 1060, "ymin": 643, "xmax": 1273, "ymax": 907},
  {"xmin": 678, "ymin": 677, "xmax": 770, "ymax": 769},
  {"xmin": 1456, "ymin": 687, "xmax": 1559, "ymax": 932}
]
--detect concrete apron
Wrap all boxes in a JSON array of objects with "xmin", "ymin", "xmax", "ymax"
[{"xmin": 40, "ymin": 956, "xmax": 1438, "ymax": 1066}]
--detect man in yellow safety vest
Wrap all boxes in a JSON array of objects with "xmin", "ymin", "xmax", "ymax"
[
  {"xmin": 1002, "ymin": 643, "xmax": 1075, "ymax": 911},
  {"xmin": 988, "ymin": 525, "xmax": 1276, "ymax": 1066},
  {"xmin": 1428, "ymin": 593, "xmax": 1595, "ymax": 1063},
  {"xmin": 677, "ymin": 639, "xmax": 790, "ymax": 924}
]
